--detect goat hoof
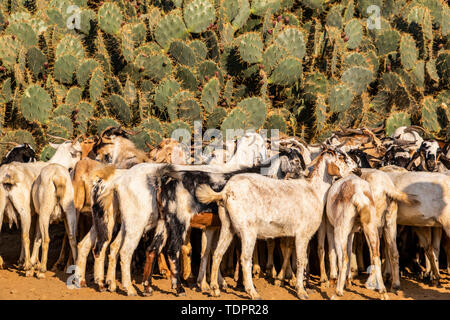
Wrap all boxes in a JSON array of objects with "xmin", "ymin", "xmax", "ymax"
[
  {"xmin": 25, "ymin": 270, "xmax": 34, "ymax": 277},
  {"xmin": 252, "ymin": 266, "xmax": 261, "ymax": 279},
  {"xmin": 199, "ymin": 283, "xmax": 210, "ymax": 292},
  {"xmin": 126, "ymin": 289, "xmax": 137, "ymax": 297},
  {"xmin": 297, "ymin": 291, "xmax": 309, "ymax": 300},
  {"xmin": 251, "ymin": 295, "xmax": 262, "ymax": 300},
  {"xmin": 336, "ymin": 290, "xmax": 344, "ymax": 297},
  {"xmin": 390, "ymin": 284, "xmax": 400, "ymax": 293},
  {"xmin": 345, "ymin": 279, "xmax": 352, "ymax": 289},
  {"xmin": 320, "ymin": 281, "xmax": 330, "ymax": 289},
  {"xmin": 143, "ymin": 290, "xmax": 153, "ymax": 297},
  {"xmin": 80, "ymin": 280, "xmax": 87, "ymax": 288},
  {"xmin": 220, "ymin": 284, "xmax": 228, "ymax": 290},
  {"xmin": 274, "ymin": 279, "xmax": 282, "ymax": 287},
  {"xmin": 211, "ymin": 288, "xmax": 221, "ymax": 297},
  {"xmin": 22, "ymin": 263, "xmax": 32, "ymax": 271},
  {"xmin": 36, "ymin": 272, "xmax": 46, "ymax": 279},
  {"xmin": 330, "ymin": 295, "xmax": 339, "ymax": 300},
  {"xmin": 106, "ymin": 281, "xmax": 116, "ymax": 293},
  {"xmin": 51, "ymin": 263, "xmax": 64, "ymax": 272},
  {"xmin": 329, "ymin": 279, "xmax": 337, "ymax": 287},
  {"xmin": 98, "ymin": 284, "xmax": 106, "ymax": 292},
  {"xmin": 289, "ymin": 278, "xmax": 297, "ymax": 287},
  {"xmin": 381, "ymin": 293, "xmax": 390, "ymax": 300},
  {"xmin": 431, "ymin": 279, "xmax": 441, "ymax": 287},
  {"xmin": 176, "ymin": 287, "xmax": 186, "ymax": 297}
]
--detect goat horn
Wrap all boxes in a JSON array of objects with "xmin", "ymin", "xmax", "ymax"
[
  {"xmin": 72, "ymin": 134, "xmax": 83, "ymax": 145},
  {"xmin": 0, "ymin": 141, "xmax": 21, "ymax": 146},
  {"xmin": 335, "ymin": 138, "xmax": 350, "ymax": 148},
  {"xmin": 404, "ymin": 126, "xmax": 425, "ymax": 135},
  {"xmin": 369, "ymin": 125, "xmax": 384, "ymax": 134},
  {"xmin": 145, "ymin": 141, "xmax": 156, "ymax": 151},
  {"xmin": 395, "ymin": 139, "xmax": 418, "ymax": 146},
  {"xmin": 99, "ymin": 126, "xmax": 117, "ymax": 137},
  {"xmin": 121, "ymin": 127, "xmax": 142, "ymax": 135},
  {"xmin": 47, "ymin": 134, "xmax": 71, "ymax": 142},
  {"xmin": 338, "ymin": 127, "xmax": 363, "ymax": 135}
]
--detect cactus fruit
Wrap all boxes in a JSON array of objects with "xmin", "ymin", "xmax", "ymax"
[{"xmin": 344, "ymin": 19, "xmax": 363, "ymax": 50}]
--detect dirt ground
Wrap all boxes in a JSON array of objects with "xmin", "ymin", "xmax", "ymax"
[{"xmin": 1, "ymin": 224, "xmax": 450, "ymax": 300}]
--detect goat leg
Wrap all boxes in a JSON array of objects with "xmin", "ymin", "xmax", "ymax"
[{"xmin": 52, "ymin": 234, "xmax": 68, "ymax": 272}]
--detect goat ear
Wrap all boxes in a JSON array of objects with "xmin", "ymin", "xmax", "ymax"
[
  {"xmin": 280, "ymin": 156, "xmax": 292, "ymax": 173},
  {"xmin": 327, "ymin": 162, "xmax": 341, "ymax": 177}
]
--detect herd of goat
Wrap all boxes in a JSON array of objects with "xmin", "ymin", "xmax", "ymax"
[{"xmin": 0, "ymin": 125, "xmax": 449, "ymax": 300}]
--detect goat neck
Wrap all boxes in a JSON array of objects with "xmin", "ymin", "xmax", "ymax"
[{"xmin": 306, "ymin": 153, "xmax": 337, "ymax": 203}]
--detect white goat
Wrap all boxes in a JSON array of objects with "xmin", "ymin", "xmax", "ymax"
[
  {"xmin": 0, "ymin": 140, "xmax": 81, "ymax": 271},
  {"xmin": 318, "ymin": 168, "xmax": 420, "ymax": 292},
  {"xmin": 325, "ymin": 175, "xmax": 389, "ymax": 299},
  {"xmin": 27, "ymin": 164, "xmax": 78, "ymax": 278},
  {"xmin": 382, "ymin": 170, "xmax": 450, "ymax": 285},
  {"xmin": 195, "ymin": 149, "xmax": 359, "ymax": 299}
]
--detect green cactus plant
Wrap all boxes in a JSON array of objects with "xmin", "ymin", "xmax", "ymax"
[
  {"xmin": 20, "ymin": 84, "xmax": 53, "ymax": 123},
  {"xmin": 183, "ymin": 0, "xmax": 216, "ymax": 34},
  {"xmin": 0, "ymin": 0, "xmax": 447, "ymax": 155},
  {"xmin": 385, "ymin": 111, "xmax": 411, "ymax": 136},
  {"xmin": 201, "ymin": 78, "xmax": 221, "ymax": 113},
  {"xmin": 98, "ymin": 2, "xmax": 123, "ymax": 35}
]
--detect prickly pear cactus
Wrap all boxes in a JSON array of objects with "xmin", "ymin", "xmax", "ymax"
[{"xmin": 0, "ymin": 0, "xmax": 447, "ymax": 157}]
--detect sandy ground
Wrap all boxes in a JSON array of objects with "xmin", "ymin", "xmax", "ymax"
[{"xmin": 1, "ymin": 225, "xmax": 450, "ymax": 300}]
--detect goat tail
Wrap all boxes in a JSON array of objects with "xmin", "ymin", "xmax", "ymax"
[
  {"xmin": 91, "ymin": 178, "xmax": 114, "ymax": 257},
  {"xmin": 352, "ymin": 192, "xmax": 373, "ymax": 225},
  {"xmin": 195, "ymin": 184, "xmax": 224, "ymax": 205},
  {"xmin": 53, "ymin": 174, "xmax": 66, "ymax": 202},
  {"xmin": 386, "ymin": 187, "xmax": 420, "ymax": 207}
]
